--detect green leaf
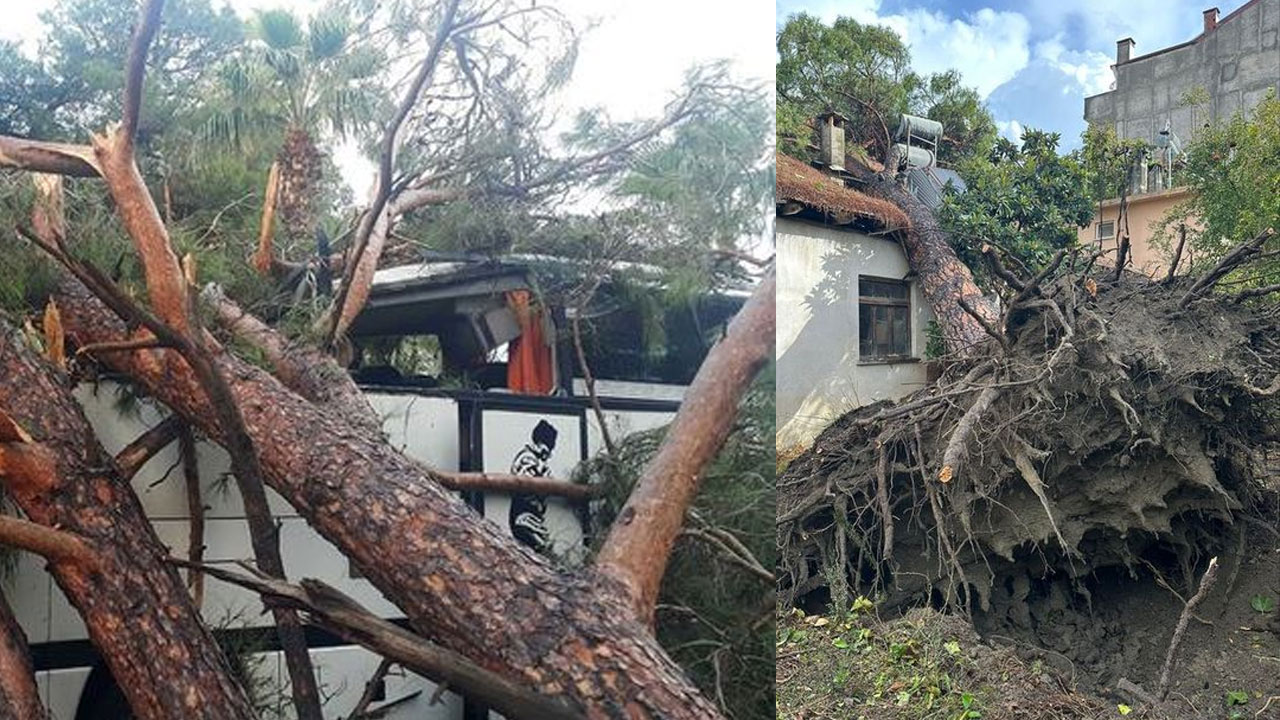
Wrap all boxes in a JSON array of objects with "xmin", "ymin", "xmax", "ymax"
[
  {"xmin": 1117, "ymin": 704, "xmax": 1132, "ymax": 715},
  {"xmin": 255, "ymin": 9, "xmax": 304, "ymax": 50},
  {"xmin": 1250, "ymin": 594, "xmax": 1275, "ymax": 613},
  {"xmin": 307, "ymin": 10, "xmax": 350, "ymax": 61},
  {"xmin": 944, "ymin": 640, "xmax": 961, "ymax": 656},
  {"xmin": 1226, "ymin": 690, "xmax": 1250, "ymax": 706},
  {"xmin": 832, "ymin": 637, "xmax": 849, "ymax": 649}
]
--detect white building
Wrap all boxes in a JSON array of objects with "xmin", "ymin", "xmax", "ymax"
[{"xmin": 776, "ymin": 153, "xmax": 936, "ymax": 453}]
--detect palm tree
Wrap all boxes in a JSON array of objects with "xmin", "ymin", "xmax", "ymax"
[{"xmin": 205, "ymin": 6, "xmax": 383, "ymax": 248}]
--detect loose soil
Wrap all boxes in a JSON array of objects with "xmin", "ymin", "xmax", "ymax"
[{"xmin": 777, "ymin": 264, "xmax": 1280, "ymax": 719}]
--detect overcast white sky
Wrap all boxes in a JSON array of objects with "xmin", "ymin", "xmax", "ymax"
[{"xmin": 1, "ymin": 0, "xmax": 774, "ymax": 194}]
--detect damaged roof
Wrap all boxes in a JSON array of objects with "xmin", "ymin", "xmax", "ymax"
[{"xmin": 776, "ymin": 153, "xmax": 909, "ymax": 231}]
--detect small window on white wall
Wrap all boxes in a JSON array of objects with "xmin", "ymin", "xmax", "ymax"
[
  {"xmin": 858, "ymin": 277, "xmax": 912, "ymax": 361},
  {"xmin": 1096, "ymin": 220, "xmax": 1115, "ymax": 241}
]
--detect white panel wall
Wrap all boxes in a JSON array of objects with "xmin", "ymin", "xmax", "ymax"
[{"xmin": 776, "ymin": 217, "xmax": 935, "ymax": 452}]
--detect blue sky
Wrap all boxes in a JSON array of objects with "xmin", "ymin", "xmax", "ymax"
[{"xmin": 777, "ymin": 0, "xmax": 1250, "ymax": 150}]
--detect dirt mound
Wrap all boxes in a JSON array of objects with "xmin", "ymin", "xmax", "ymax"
[
  {"xmin": 777, "ymin": 605, "xmax": 1112, "ymax": 719},
  {"xmin": 778, "ymin": 253, "xmax": 1280, "ymax": 713}
]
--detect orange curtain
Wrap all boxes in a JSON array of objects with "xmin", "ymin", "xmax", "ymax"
[{"xmin": 506, "ymin": 290, "xmax": 555, "ymax": 394}]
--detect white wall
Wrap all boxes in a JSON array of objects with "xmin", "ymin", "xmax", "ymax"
[{"xmin": 776, "ymin": 217, "xmax": 934, "ymax": 452}]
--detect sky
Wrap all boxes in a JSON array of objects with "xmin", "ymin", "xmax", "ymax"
[
  {"xmin": 776, "ymin": 0, "xmax": 1252, "ymax": 150},
  {"xmin": 0, "ymin": 0, "xmax": 774, "ymax": 194}
]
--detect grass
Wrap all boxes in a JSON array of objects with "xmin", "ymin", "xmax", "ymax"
[{"xmin": 777, "ymin": 603, "xmax": 1113, "ymax": 720}]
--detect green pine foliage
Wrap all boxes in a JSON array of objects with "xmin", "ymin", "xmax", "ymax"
[{"xmin": 578, "ymin": 366, "xmax": 776, "ymax": 720}]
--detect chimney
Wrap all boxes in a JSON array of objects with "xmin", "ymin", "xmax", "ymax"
[
  {"xmin": 1203, "ymin": 7, "xmax": 1219, "ymax": 33},
  {"xmin": 818, "ymin": 113, "xmax": 845, "ymax": 172},
  {"xmin": 1117, "ymin": 37, "xmax": 1135, "ymax": 64}
]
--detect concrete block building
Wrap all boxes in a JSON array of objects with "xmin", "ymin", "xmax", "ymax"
[
  {"xmin": 1085, "ymin": 3, "xmax": 1280, "ymax": 146},
  {"xmin": 1081, "ymin": 3, "xmax": 1280, "ymax": 273}
]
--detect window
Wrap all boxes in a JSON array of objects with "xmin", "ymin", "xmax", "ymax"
[
  {"xmin": 1095, "ymin": 220, "xmax": 1115, "ymax": 241},
  {"xmin": 858, "ymin": 277, "xmax": 912, "ymax": 361}
]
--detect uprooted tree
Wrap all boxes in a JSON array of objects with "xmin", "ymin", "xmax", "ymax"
[
  {"xmin": 0, "ymin": 1, "xmax": 774, "ymax": 718},
  {"xmin": 779, "ymin": 231, "xmax": 1280, "ymax": 646}
]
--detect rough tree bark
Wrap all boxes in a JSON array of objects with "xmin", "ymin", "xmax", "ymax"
[
  {"xmin": 865, "ymin": 173, "xmax": 998, "ymax": 353},
  {"xmin": 75, "ymin": 5, "xmax": 326, "ymax": 715},
  {"xmin": 56, "ymin": 279, "xmax": 721, "ymax": 718},
  {"xmin": 0, "ymin": 325, "xmax": 256, "ymax": 719},
  {"xmin": 0, "ymin": 1, "xmax": 767, "ymax": 715},
  {"xmin": 0, "ymin": 590, "xmax": 45, "ymax": 719},
  {"xmin": 596, "ymin": 272, "xmax": 776, "ymax": 623}
]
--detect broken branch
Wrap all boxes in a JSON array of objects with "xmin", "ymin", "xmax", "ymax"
[
  {"xmin": 0, "ymin": 515, "xmax": 96, "ymax": 568},
  {"xmin": 595, "ymin": 271, "xmax": 774, "ymax": 622},
  {"xmin": 114, "ymin": 415, "xmax": 182, "ymax": 480},
  {"xmin": 171, "ymin": 558, "xmax": 584, "ymax": 720},
  {"xmin": 1157, "ymin": 556, "xmax": 1219, "ymax": 699},
  {"xmin": 434, "ymin": 471, "xmax": 597, "ymax": 501}
]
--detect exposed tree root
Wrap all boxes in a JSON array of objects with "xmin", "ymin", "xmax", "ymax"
[{"xmin": 779, "ymin": 247, "xmax": 1280, "ymax": 632}]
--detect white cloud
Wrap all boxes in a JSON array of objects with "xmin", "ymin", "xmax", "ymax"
[
  {"xmin": 1034, "ymin": 36, "xmax": 1113, "ymax": 97},
  {"xmin": 552, "ymin": 0, "xmax": 772, "ymax": 122},
  {"xmin": 1022, "ymin": 0, "xmax": 1208, "ymax": 61},
  {"xmin": 887, "ymin": 7, "xmax": 1031, "ymax": 98},
  {"xmin": 996, "ymin": 118, "xmax": 1024, "ymax": 142},
  {"xmin": 812, "ymin": 0, "xmax": 1032, "ymax": 99}
]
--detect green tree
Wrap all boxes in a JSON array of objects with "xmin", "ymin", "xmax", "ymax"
[
  {"xmin": 913, "ymin": 70, "xmax": 997, "ymax": 168},
  {"xmin": 203, "ymin": 6, "xmax": 386, "ymax": 244},
  {"xmin": 37, "ymin": 0, "xmax": 243, "ymax": 137},
  {"xmin": 939, "ymin": 128, "xmax": 1094, "ymax": 275},
  {"xmin": 776, "ymin": 13, "xmax": 994, "ymax": 166},
  {"xmin": 1159, "ymin": 94, "xmax": 1280, "ymax": 271}
]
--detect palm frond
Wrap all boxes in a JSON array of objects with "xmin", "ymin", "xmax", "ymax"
[
  {"xmin": 307, "ymin": 10, "xmax": 351, "ymax": 61},
  {"xmin": 254, "ymin": 9, "xmax": 304, "ymax": 50}
]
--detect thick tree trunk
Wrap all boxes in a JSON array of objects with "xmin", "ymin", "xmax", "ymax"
[
  {"xmin": 866, "ymin": 174, "xmax": 998, "ymax": 353},
  {"xmin": 0, "ymin": 589, "xmax": 45, "ymax": 720},
  {"xmin": 596, "ymin": 272, "xmax": 775, "ymax": 622},
  {"xmin": 0, "ymin": 324, "xmax": 255, "ymax": 719},
  {"xmin": 55, "ymin": 281, "xmax": 720, "ymax": 719}
]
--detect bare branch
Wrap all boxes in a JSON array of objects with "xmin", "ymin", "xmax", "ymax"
[
  {"xmin": 595, "ymin": 272, "xmax": 775, "ymax": 622},
  {"xmin": 571, "ymin": 313, "xmax": 617, "ymax": 457},
  {"xmin": 202, "ymin": 285, "xmax": 383, "ymax": 435},
  {"xmin": 77, "ymin": 336, "xmax": 169, "ymax": 357},
  {"xmin": 178, "ymin": 425, "xmax": 205, "ymax": 607},
  {"xmin": 1164, "ymin": 222, "xmax": 1187, "ymax": 285},
  {"xmin": 114, "ymin": 415, "xmax": 182, "ymax": 481},
  {"xmin": 1180, "ymin": 228, "xmax": 1274, "ymax": 307},
  {"xmin": 171, "ymin": 559, "xmax": 585, "ymax": 720},
  {"xmin": 1157, "ymin": 557, "xmax": 1219, "ymax": 699},
  {"xmin": 0, "ymin": 515, "xmax": 96, "ymax": 568},
  {"xmin": 681, "ymin": 528, "xmax": 774, "ymax": 583},
  {"xmin": 0, "ymin": 136, "xmax": 100, "ymax": 177},
  {"xmin": 122, "ymin": 0, "xmax": 167, "ymax": 147},
  {"xmin": 434, "ymin": 471, "xmax": 597, "ymax": 501},
  {"xmin": 325, "ymin": 0, "xmax": 464, "ymax": 346}
]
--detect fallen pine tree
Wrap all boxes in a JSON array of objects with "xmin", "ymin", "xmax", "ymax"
[{"xmin": 779, "ymin": 235, "xmax": 1280, "ymax": 627}]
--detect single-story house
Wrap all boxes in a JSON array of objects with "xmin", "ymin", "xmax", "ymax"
[{"xmin": 776, "ymin": 153, "xmax": 937, "ymax": 454}]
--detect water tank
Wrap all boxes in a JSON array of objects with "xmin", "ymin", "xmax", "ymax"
[
  {"xmin": 895, "ymin": 114, "xmax": 943, "ymax": 145},
  {"xmin": 890, "ymin": 143, "xmax": 935, "ymax": 170}
]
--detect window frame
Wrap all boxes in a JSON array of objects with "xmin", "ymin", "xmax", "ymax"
[
  {"xmin": 857, "ymin": 275, "xmax": 914, "ymax": 364},
  {"xmin": 1095, "ymin": 220, "xmax": 1115, "ymax": 242}
]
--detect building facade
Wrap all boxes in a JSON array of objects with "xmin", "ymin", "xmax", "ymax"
[
  {"xmin": 1082, "ymin": 2, "xmax": 1280, "ymax": 274},
  {"xmin": 1076, "ymin": 186, "xmax": 1194, "ymax": 275},
  {"xmin": 776, "ymin": 154, "xmax": 936, "ymax": 453},
  {"xmin": 1085, "ymin": 2, "xmax": 1280, "ymax": 147}
]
